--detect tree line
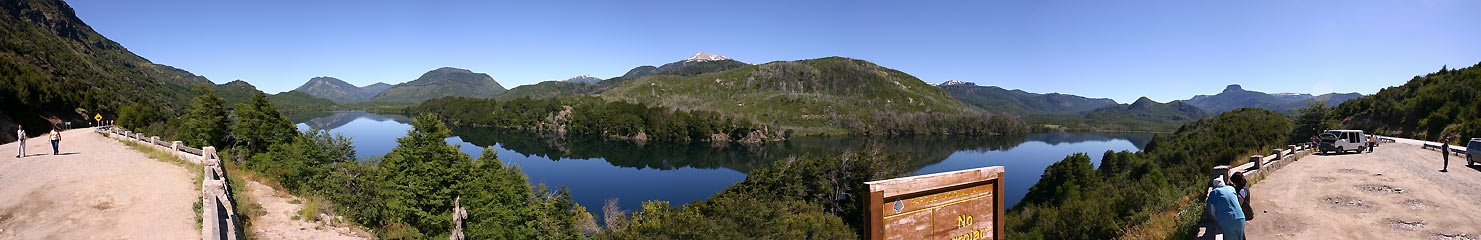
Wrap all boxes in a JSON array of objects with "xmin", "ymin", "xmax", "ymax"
[{"xmin": 410, "ymin": 96, "xmax": 784, "ymax": 142}]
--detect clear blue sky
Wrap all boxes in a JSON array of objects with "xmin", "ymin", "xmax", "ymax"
[{"xmin": 68, "ymin": 0, "xmax": 1481, "ymax": 103}]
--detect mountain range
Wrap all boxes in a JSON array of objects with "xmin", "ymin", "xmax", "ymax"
[
  {"xmin": 290, "ymin": 77, "xmax": 391, "ymax": 103},
  {"xmin": 1184, "ymin": 84, "xmax": 1362, "ymax": 113},
  {"xmin": 367, "ymin": 67, "xmax": 508, "ymax": 102},
  {"xmin": 601, "ymin": 56, "xmax": 985, "ymax": 134},
  {"xmin": 938, "ymin": 81, "xmax": 1118, "ymax": 116}
]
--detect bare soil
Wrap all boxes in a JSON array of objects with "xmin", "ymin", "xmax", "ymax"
[
  {"xmin": 1246, "ymin": 141, "xmax": 1481, "ymax": 239},
  {"xmin": 245, "ymin": 180, "xmax": 371, "ymax": 240},
  {"xmin": 0, "ymin": 129, "xmax": 198, "ymax": 239}
]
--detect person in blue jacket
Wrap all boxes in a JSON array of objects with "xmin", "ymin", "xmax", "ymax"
[{"xmin": 1208, "ymin": 177, "xmax": 1246, "ymax": 240}]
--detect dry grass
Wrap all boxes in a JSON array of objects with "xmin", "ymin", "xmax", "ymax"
[{"xmin": 1120, "ymin": 194, "xmax": 1202, "ymax": 240}]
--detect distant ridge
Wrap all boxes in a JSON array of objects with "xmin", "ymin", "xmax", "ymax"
[
  {"xmin": 369, "ymin": 67, "xmax": 507, "ymax": 102},
  {"xmin": 1184, "ymin": 84, "xmax": 1363, "ymax": 113}
]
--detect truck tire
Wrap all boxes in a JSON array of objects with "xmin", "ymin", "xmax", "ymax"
[{"xmin": 1337, "ymin": 146, "xmax": 1344, "ymax": 154}]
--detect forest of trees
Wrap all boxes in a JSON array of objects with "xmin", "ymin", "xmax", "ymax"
[
  {"xmin": 1007, "ymin": 108, "xmax": 1292, "ymax": 239},
  {"xmin": 411, "ymin": 96, "xmax": 785, "ymax": 142},
  {"xmin": 1330, "ymin": 62, "xmax": 1481, "ymax": 142},
  {"xmin": 117, "ymin": 87, "xmax": 596, "ymax": 239}
]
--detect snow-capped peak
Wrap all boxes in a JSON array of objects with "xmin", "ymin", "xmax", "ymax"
[
  {"xmin": 937, "ymin": 80, "xmax": 972, "ymax": 86},
  {"xmin": 687, "ymin": 51, "xmax": 730, "ymax": 62}
]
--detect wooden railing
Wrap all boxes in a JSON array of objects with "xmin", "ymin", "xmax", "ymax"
[{"xmin": 98, "ymin": 126, "xmax": 239, "ymax": 240}]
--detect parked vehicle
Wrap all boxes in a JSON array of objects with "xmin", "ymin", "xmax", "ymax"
[
  {"xmin": 1467, "ymin": 138, "xmax": 1480, "ymax": 166},
  {"xmin": 1319, "ymin": 130, "xmax": 1367, "ymax": 154}
]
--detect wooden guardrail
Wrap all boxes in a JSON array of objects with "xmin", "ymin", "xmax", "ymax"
[{"xmin": 97, "ymin": 126, "xmax": 239, "ymax": 240}]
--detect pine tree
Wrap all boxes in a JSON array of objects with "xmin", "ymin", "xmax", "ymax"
[
  {"xmin": 178, "ymin": 85, "xmax": 229, "ymax": 148},
  {"xmin": 378, "ymin": 113, "xmax": 467, "ymax": 237}
]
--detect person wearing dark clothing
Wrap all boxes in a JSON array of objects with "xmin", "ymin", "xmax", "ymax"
[
  {"xmin": 1230, "ymin": 174, "xmax": 1253, "ymax": 221},
  {"xmin": 1442, "ymin": 136, "xmax": 1451, "ymax": 172}
]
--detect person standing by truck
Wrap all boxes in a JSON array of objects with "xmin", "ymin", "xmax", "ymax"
[{"xmin": 1368, "ymin": 135, "xmax": 1376, "ymax": 153}]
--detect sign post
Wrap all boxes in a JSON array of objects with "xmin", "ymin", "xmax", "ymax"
[
  {"xmin": 864, "ymin": 166, "xmax": 1004, "ymax": 240},
  {"xmin": 94, "ymin": 113, "xmax": 102, "ymax": 126}
]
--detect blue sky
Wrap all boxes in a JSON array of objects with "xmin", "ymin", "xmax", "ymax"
[{"xmin": 69, "ymin": 0, "xmax": 1481, "ymax": 103}]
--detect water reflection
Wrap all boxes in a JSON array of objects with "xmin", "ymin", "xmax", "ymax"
[{"xmin": 291, "ymin": 111, "xmax": 1150, "ymax": 216}]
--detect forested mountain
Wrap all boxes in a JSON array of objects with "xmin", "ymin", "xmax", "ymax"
[
  {"xmin": 1184, "ymin": 84, "xmax": 1362, "ymax": 114},
  {"xmin": 602, "ymin": 56, "xmax": 1025, "ymax": 135},
  {"xmin": 1333, "ymin": 63, "xmax": 1481, "ymax": 140},
  {"xmin": 369, "ymin": 67, "xmax": 507, "ymax": 102},
  {"xmin": 213, "ymin": 80, "xmax": 336, "ymax": 113},
  {"xmin": 1082, "ymin": 97, "xmax": 1210, "ymax": 132},
  {"xmin": 497, "ymin": 54, "xmax": 754, "ymax": 101},
  {"xmin": 939, "ymin": 82, "xmax": 1118, "ymax": 116},
  {"xmin": 1, "ymin": 0, "xmax": 213, "ymax": 142},
  {"xmin": 214, "ymin": 80, "xmax": 261, "ymax": 107},
  {"xmin": 494, "ymin": 81, "xmax": 603, "ymax": 101},
  {"xmin": 292, "ymin": 76, "xmax": 389, "ymax": 103},
  {"xmin": 360, "ymin": 82, "xmax": 393, "ymax": 96}
]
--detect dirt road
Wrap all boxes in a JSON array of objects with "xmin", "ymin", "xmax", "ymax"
[
  {"xmin": 0, "ymin": 129, "xmax": 198, "ymax": 239},
  {"xmin": 1247, "ymin": 140, "xmax": 1481, "ymax": 239}
]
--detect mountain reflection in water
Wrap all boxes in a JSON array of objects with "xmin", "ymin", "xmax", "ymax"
[{"xmin": 292, "ymin": 111, "xmax": 1150, "ymax": 218}]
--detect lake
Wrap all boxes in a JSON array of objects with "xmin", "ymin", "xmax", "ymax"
[{"xmin": 294, "ymin": 111, "xmax": 1151, "ymax": 217}]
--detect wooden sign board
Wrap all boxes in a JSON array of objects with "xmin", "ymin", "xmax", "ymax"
[{"xmin": 864, "ymin": 166, "xmax": 1004, "ymax": 240}]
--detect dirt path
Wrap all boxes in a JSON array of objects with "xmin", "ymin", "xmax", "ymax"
[
  {"xmin": 246, "ymin": 180, "xmax": 370, "ymax": 240},
  {"xmin": 1247, "ymin": 141, "xmax": 1481, "ymax": 239},
  {"xmin": 0, "ymin": 129, "xmax": 198, "ymax": 239}
]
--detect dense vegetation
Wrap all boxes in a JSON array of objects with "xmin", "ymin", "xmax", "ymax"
[
  {"xmin": 1, "ymin": 0, "xmax": 212, "ymax": 140},
  {"xmin": 597, "ymin": 147, "xmax": 911, "ymax": 239},
  {"xmin": 126, "ymin": 88, "xmax": 597, "ymax": 238},
  {"xmin": 412, "ymin": 96, "xmax": 783, "ymax": 142},
  {"xmin": 1007, "ymin": 108, "xmax": 1292, "ymax": 239},
  {"xmin": 603, "ymin": 57, "xmax": 1027, "ymax": 136},
  {"xmin": 1332, "ymin": 63, "xmax": 1481, "ymax": 142}
]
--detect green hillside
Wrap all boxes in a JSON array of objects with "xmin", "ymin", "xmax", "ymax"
[
  {"xmin": 602, "ymin": 56, "xmax": 1024, "ymax": 135},
  {"xmin": 370, "ymin": 67, "xmax": 507, "ymax": 102},
  {"xmin": 1, "ymin": 0, "xmax": 211, "ymax": 141},
  {"xmin": 495, "ymin": 81, "xmax": 603, "ymax": 101},
  {"xmin": 1333, "ymin": 62, "xmax": 1481, "ymax": 140},
  {"xmin": 267, "ymin": 91, "xmax": 337, "ymax": 113},
  {"xmin": 940, "ymin": 82, "xmax": 1117, "ymax": 116},
  {"xmin": 1080, "ymin": 97, "xmax": 1210, "ymax": 132}
]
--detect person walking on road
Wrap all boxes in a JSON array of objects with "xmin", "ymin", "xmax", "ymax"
[
  {"xmin": 49, "ymin": 127, "xmax": 61, "ymax": 155},
  {"xmin": 14, "ymin": 125, "xmax": 23, "ymax": 158},
  {"xmin": 1208, "ymin": 177, "xmax": 1246, "ymax": 240},
  {"xmin": 1441, "ymin": 136, "xmax": 1451, "ymax": 172}
]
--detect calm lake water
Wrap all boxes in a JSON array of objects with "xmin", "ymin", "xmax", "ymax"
[{"xmin": 293, "ymin": 111, "xmax": 1151, "ymax": 216}]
